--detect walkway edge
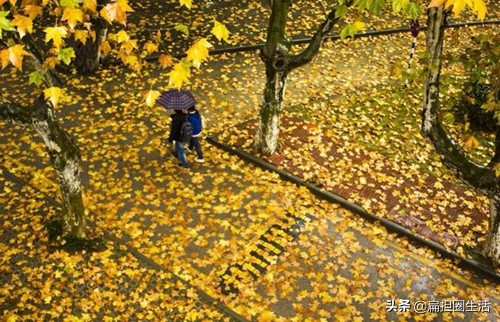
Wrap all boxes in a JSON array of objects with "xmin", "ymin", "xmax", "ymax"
[{"xmin": 206, "ymin": 136, "xmax": 500, "ymax": 283}]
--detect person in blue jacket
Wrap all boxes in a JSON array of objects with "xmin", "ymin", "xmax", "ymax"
[{"xmin": 187, "ymin": 106, "xmax": 204, "ymax": 163}]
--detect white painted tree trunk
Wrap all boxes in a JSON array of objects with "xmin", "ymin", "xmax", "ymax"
[
  {"xmin": 483, "ymin": 197, "xmax": 500, "ymax": 268},
  {"xmin": 255, "ymin": 71, "xmax": 287, "ymax": 155}
]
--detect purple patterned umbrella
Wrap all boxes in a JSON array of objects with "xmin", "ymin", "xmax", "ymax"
[{"xmin": 157, "ymin": 89, "xmax": 196, "ymax": 110}]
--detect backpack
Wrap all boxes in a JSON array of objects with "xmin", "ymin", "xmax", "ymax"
[{"xmin": 179, "ymin": 119, "xmax": 193, "ymax": 143}]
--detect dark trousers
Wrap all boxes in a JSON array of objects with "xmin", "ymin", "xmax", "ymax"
[{"xmin": 189, "ymin": 137, "xmax": 203, "ymax": 159}]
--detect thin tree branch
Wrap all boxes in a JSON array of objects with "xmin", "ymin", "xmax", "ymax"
[{"xmin": 289, "ymin": 0, "xmax": 353, "ymax": 70}]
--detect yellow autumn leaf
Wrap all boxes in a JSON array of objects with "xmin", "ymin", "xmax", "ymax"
[
  {"xmin": 353, "ymin": 21, "xmax": 366, "ymax": 31},
  {"xmin": 186, "ymin": 38, "xmax": 212, "ymax": 68},
  {"xmin": 12, "ymin": 14, "xmax": 33, "ymax": 38},
  {"xmin": 24, "ymin": 5, "xmax": 43, "ymax": 19},
  {"xmin": 43, "ymin": 87, "xmax": 63, "ymax": 107},
  {"xmin": 143, "ymin": 42, "xmax": 158, "ymax": 55},
  {"xmin": 114, "ymin": 30, "xmax": 129, "ymax": 43},
  {"xmin": 144, "ymin": 90, "xmax": 160, "ymax": 107},
  {"xmin": 8, "ymin": 44, "xmax": 30, "ymax": 70},
  {"xmin": 445, "ymin": 0, "xmax": 468, "ymax": 16},
  {"xmin": 463, "ymin": 135, "xmax": 480, "ymax": 152},
  {"xmin": 427, "ymin": 0, "xmax": 446, "ymax": 8},
  {"xmin": 211, "ymin": 20, "xmax": 230, "ymax": 43},
  {"xmin": 101, "ymin": 40, "xmax": 111, "ymax": 56},
  {"xmin": 168, "ymin": 60, "xmax": 190, "ymax": 89},
  {"xmin": 179, "ymin": 0, "xmax": 192, "ymax": 9},
  {"xmin": 74, "ymin": 29, "xmax": 88, "ymax": 44},
  {"xmin": 472, "ymin": 0, "xmax": 486, "ymax": 20},
  {"xmin": 83, "ymin": 0, "xmax": 97, "ymax": 12},
  {"xmin": 62, "ymin": 8, "xmax": 84, "ymax": 29},
  {"xmin": 493, "ymin": 163, "xmax": 500, "ymax": 177},
  {"xmin": 0, "ymin": 49, "xmax": 9, "ymax": 70},
  {"xmin": 158, "ymin": 54, "xmax": 173, "ymax": 68},
  {"xmin": 44, "ymin": 26, "xmax": 68, "ymax": 48}
]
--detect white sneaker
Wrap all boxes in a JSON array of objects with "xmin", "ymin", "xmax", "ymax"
[{"xmin": 195, "ymin": 158, "xmax": 205, "ymax": 163}]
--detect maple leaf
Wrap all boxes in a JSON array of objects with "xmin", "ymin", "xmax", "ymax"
[
  {"xmin": 60, "ymin": 0, "xmax": 78, "ymax": 8},
  {"xmin": 168, "ymin": 59, "xmax": 191, "ymax": 89},
  {"xmin": 158, "ymin": 54, "xmax": 173, "ymax": 68},
  {"xmin": 74, "ymin": 29, "xmax": 88, "ymax": 44},
  {"xmin": 179, "ymin": 0, "xmax": 192, "ymax": 9},
  {"xmin": 0, "ymin": 48, "xmax": 9, "ymax": 69},
  {"xmin": 44, "ymin": 26, "xmax": 68, "ymax": 49},
  {"xmin": 114, "ymin": 30, "xmax": 129, "ymax": 43},
  {"xmin": 12, "ymin": 14, "xmax": 33, "ymax": 38},
  {"xmin": 0, "ymin": 11, "xmax": 14, "ymax": 38},
  {"xmin": 186, "ymin": 38, "xmax": 212, "ymax": 68},
  {"xmin": 144, "ymin": 90, "xmax": 160, "ymax": 107},
  {"xmin": 62, "ymin": 8, "xmax": 84, "ymax": 29},
  {"xmin": 57, "ymin": 47, "xmax": 75, "ymax": 65},
  {"xmin": 101, "ymin": 40, "xmax": 111, "ymax": 56},
  {"xmin": 101, "ymin": 0, "xmax": 133, "ymax": 25},
  {"xmin": 24, "ymin": 5, "xmax": 43, "ymax": 19},
  {"xmin": 43, "ymin": 87, "xmax": 63, "ymax": 107},
  {"xmin": 5, "ymin": 44, "xmax": 30, "ymax": 70},
  {"xmin": 427, "ymin": 0, "xmax": 446, "ymax": 7},
  {"xmin": 28, "ymin": 70, "xmax": 44, "ymax": 86},
  {"xmin": 83, "ymin": 0, "xmax": 97, "ymax": 13},
  {"xmin": 463, "ymin": 136, "xmax": 480, "ymax": 152},
  {"xmin": 143, "ymin": 42, "xmax": 158, "ymax": 55},
  {"xmin": 472, "ymin": 0, "xmax": 486, "ymax": 20},
  {"xmin": 212, "ymin": 20, "xmax": 230, "ymax": 43},
  {"xmin": 175, "ymin": 23, "xmax": 189, "ymax": 35}
]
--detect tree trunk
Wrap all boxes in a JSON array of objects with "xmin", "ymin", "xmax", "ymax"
[
  {"xmin": 421, "ymin": 7, "xmax": 499, "ymax": 267},
  {"xmin": 74, "ymin": 17, "xmax": 108, "ymax": 75},
  {"xmin": 483, "ymin": 196, "xmax": 500, "ymax": 267},
  {"xmin": 0, "ymin": 96, "xmax": 86, "ymax": 239},
  {"xmin": 254, "ymin": 0, "xmax": 347, "ymax": 155}
]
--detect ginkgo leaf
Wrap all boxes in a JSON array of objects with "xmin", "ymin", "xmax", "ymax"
[
  {"xmin": 43, "ymin": 87, "xmax": 63, "ymax": 107},
  {"xmin": 186, "ymin": 38, "xmax": 212, "ymax": 68},
  {"xmin": 45, "ymin": 26, "xmax": 68, "ymax": 48},
  {"xmin": 8, "ymin": 44, "xmax": 30, "ymax": 70},
  {"xmin": 158, "ymin": 54, "xmax": 173, "ymax": 68},
  {"xmin": 0, "ymin": 11, "xmax": 14, "ymax": 38},
  {"xmin": 144, "ymin": 90, "xmax": 160, "ymax": 107},
  {"xmin": 12, "ymin": 14, "xmax": 33, "ymax": 38},
  {"xmin": 169, "ymin": 59, "xmax": 191, "ymax": 89},
  {"xmin": 212, "ymin": 20, "xmax": 230, "ymax": 43},
  {"xmin": 179, "ymin": 0, "xmax": 192, "ymax": 9},
  {"xmin": 62, "ymin": 8, "xmax": 84, "ymax": 29}
]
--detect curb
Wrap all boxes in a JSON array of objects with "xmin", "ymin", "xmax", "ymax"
[
  {"xmin": 145, "ymin": 19, "xmax": 500, "ymax": 62},
  {"xmin": 206, "ymin": 136, "xmax": 500, "ymax": 283}
]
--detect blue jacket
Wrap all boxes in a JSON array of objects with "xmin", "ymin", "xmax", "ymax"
[{"xmin": 187, "ymin": 110, "xmax": 202, "ymax": 136}]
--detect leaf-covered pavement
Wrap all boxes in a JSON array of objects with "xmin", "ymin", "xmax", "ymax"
[{"xmin": 2, "ymin": 27, "xmax": 500, "ymax": 320}]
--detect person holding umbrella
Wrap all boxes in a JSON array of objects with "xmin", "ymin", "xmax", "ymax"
[{"xmin": 157, "ymin": 89, "xmax": 196, "ymax": 168}]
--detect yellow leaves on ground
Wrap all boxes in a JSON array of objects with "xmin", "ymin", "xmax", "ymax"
[
  {"xmin": 211, "ymin": 20, "xmax": 230, "ymax": 43},
  {"xmin": 0, "ymin": 44, "xmax": 30, "ymax": 70},
  {"xmin": 144, "ymin": 90, "xmax": 160, "ymax": 107},
  {"xmin": 179, "ymin": 0, "xmax": 192, "ymax": 9},
  {"xmin": 43, "ymin": 87, "xmax": 63, "ymax": 107},
  {"xmin": 186, "ymin": 38, "xmax": 212, "ymax": 68},
  {"xmin": 427, "ymin": 0, "xmax": 486, "ymax": 20},
  {"xmin": 62, "ymin": 8, "xmax": 84, "ymax": 29},
  {"xmin": 44, "ymin": 26, "xmax": 68, "ymax": 49},
  {"xmin": 12, "ymin": 14, "xmax": 33, "ymax": 38}
]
